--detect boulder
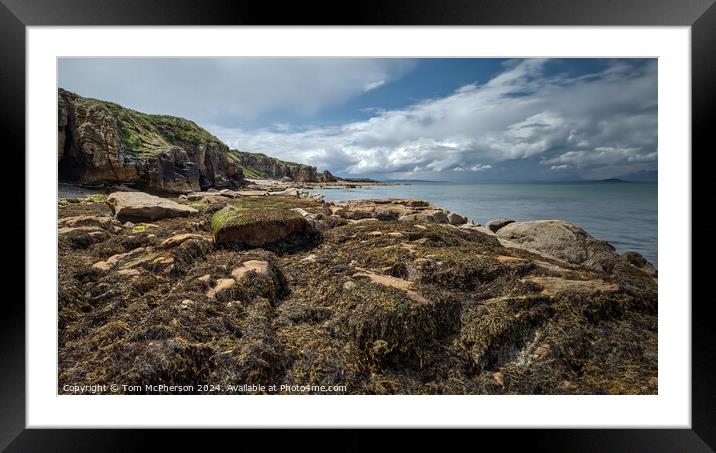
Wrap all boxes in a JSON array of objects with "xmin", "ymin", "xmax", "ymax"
[
  {"xmin": 399, "ymin": 209, "xmax": 449, "ymax": 224},
  {"xmin": 382, "ymin": 198, "xmax": 429, "ymax": 208},
  {"xmin": 341, "ymin": 269, "xmax": 462, "ymax": 363},
  {"xmin": 58, "ymin": 226, "xmax": 109, "ymax": 239},
  {"xmin": 211, "ymin": 206, "xmax": 313, "ymax": 247},
  {"xmin": 622, "ymin": 251, "xmax": 657, "ymax": 277},
  {"xmin": 233, "ymin": 190, "xmax": 269, "ymax": 196},
  {"xmin": 206, "ymin": 278, "xmax": 236, "ymax": 299},
  {"xmin": 58, "ymin": 215, "xmax": 118, "ymax": 231},
  {"xmin": 231, "ymin": 260, "xmax": 271, "ymax": 280},
  {"xmin": 339, "ymin": 202, "xmax": 374, "ymax": 220},
  {"xmin": 328, "ymin": 205, "xmax": 345, "ymax": 217},
  {"xmin": 352, "ymin": 270, "xmax": 430, "ymax": 305},
  {"xmin": 485, "ymin": 218, "xmax": 515, "ymax": 233},
  {"xmin": 372, "ymin": 204, "xmax": 414, "ymax": 220},
  {"xmin": 496, "ymin": 220, "xmax": 620, "ymax": 273},
  {"xmin": 447, "ymin": 212, "xmax": 468, "ymax": 225},
  {"xmin": 290, "ymin": 207, "xmax": 311, "ymax": 217},
  {"xmin": 290, "ymin": 207, "xmax": 339, "ymax": 233},
  {"xmin": 160, "ymin": 233, "xmax": 211, "ymax": 249},
  {"xmin": 107, "ymin": 191, "xmax": 199, "ymax": 222},
  {"xmin": 333, "ymin": 199, "xmax": 444, "ymax": 222},
  {"xmin": 187, "ymin": 191, "xmax": 232, "ymax": 201}
]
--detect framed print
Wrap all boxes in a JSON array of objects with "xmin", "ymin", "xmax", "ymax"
[{"xmin": 2, "ymin": 0, "xmax": 714, "ymax": 450}]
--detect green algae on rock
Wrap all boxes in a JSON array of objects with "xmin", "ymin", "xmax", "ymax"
[{"xmin": 211, "ymin": 205, "xmax": 314, "ymax": 248}]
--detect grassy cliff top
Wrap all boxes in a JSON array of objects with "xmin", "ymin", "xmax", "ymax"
[
  {"xmin": 60, "ymin": 88, "xmax": 225, "ymax": 156},
  {"xmin": 231, "ymin": 149, "xmax": 308, "ymax": 169}
]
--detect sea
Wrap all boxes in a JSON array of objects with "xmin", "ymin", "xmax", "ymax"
[{"xmin": 310, "ymin": 181, "xmax": 658, "ymax": 268}]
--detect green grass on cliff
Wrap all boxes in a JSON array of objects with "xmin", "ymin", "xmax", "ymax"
[
  {"xmin": 60, "ymin": 89, "xmax": 317, "ymax": 180},
  {"xmin": 239, "ymin": 164, "xmax": 271, "ymax": 179},
  {"xmin": 232, "ymin": 150, "xmax": 294, "ymax": 167},
  {"xmin": 70, "ymin": 92, "xmax": 225, "ymax": 156}
]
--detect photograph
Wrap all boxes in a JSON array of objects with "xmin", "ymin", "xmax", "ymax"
[
  {"xmin": 5, "ymin": 0, "xmax": 710, "ymax": 446},
  {"xmin": 56, "ymin": 57, "xmax": 659, "ymax": 396}
]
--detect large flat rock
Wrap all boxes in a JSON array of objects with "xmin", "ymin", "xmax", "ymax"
[
  {"xmin": 496, "ymin": 220, "xmax": 620, "ymax": 273},
  {"xmin": 107, "ymin": 191, "xmax": 199, "ymax": 222}
]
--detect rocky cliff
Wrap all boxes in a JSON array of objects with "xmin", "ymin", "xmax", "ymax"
[
  {"xmin": 231, "ymin": 150, "xmax": 318, "ymax": 182},
  {"xmin": 58, "ymin": 89, "xmax": 245, "ymax": 193}
]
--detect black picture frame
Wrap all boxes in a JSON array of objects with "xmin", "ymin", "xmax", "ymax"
[{"xmin": 2, "ymin": 0, "xmax": 713, "ymax": 450}]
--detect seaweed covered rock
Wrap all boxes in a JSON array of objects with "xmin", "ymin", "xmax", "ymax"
[
  {"xmin": 622, "ymin": 251, "xmax": 658, "ymax": 277},
  {"xmin": 211, "ymin": 205, "xmax": 314, "ymax": 247},
  {"xmin": 460, "ymin": 295, "xmax": 556, "ymax": 372},
  {"xmin": 107, "ymin": 191, "xmax": 199, "ymax": 222},
  {"xmin": 58, "ymin": 215, "xmax": 121, "ymax": 232},
  {"xmin": 496, "ymin": 220, "xmax": 621, "ymax": 273},
  {"xmin": 336, "ymin": 271, "xmax": 461, "ymax": 365},
  {"xmin": 447, "ymin": 212, "xmax": 468, "ymax": 225},
  {"xmin": 58, "ymin": 190, "xmax": 658, "ymax": 395},
  {"xmin": 58, "ymin": 214, "xmax": 123, "ymax": 249}
]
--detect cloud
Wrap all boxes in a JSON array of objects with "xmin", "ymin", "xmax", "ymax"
[
  {"xmin": 208, "ymin": 59, "xmax": 657, "ymax": 180},
  {"xmin": 544, "ymin": 147, "xmax": 658, "ymax": 168},
  {"xmin": 58, "ymin": 58, "xmax": 415, "ymax": 126},
  {"xmin": 363, "ymin": 80, "xmax": 386, "ymax": 92},
  {"xmin": 454, "ymin": 164, "xmax": 492, "ymax": 172}
]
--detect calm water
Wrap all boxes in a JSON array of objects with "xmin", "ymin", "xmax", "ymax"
[{"xmin": 312, "ymin": 182, "xmax": 658, "ymax": 268}]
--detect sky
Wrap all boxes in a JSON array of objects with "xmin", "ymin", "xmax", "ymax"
[{"xmin": 58, "ymin": 58, "xmax": 657, "ymax": 181}]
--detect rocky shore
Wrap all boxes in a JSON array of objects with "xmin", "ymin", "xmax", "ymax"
[{"xmin": 58, "ymin": 186, "xmax": 657, "ymax": 395}]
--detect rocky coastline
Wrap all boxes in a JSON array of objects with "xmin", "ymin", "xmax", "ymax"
[
  {"xmin": 58, "ymin": 89, "xmax": 390, "ymax": 193},
  {"xmin": 58, "ymin": 184, "xmax": 657, "ymax": 395},
  {"xmin": 56, "ymin": 89, "xmax": 657, "ymax": 395}
]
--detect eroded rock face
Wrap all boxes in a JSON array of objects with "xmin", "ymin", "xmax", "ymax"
[
  {"xmin": 321, "ymin": 170, "xmax": 338, "ymax": 182},
  {"xmin": 496, "ymin": 220, "xmax": 621, "ymax": 273},
  {"xmin": 232, "ymin": 150, "xmax": 318, "ymax": 182},
  {"xmin": 58, "ymin": 89, "xmax": 245, "ymax": 193},
  {"xmin": 211, "ymin": 206, "xmax": 314, "ymax": 247},
  {"xmin": 107, "ymin": 191, "xmax": 199, "ymax": 222}
]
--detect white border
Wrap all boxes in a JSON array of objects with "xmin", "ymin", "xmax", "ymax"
[{"xmin": 27, "ymin": 27, "xmax": 690, "ymax": 428}]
